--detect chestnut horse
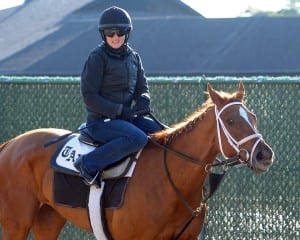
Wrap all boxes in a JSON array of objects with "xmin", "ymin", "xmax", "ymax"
[{"xmin": 0, "ymin": 82, "xmax": 274, "ymax": 240}]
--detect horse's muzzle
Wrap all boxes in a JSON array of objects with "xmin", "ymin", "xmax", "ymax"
[{"xmin": 250, "ymin": 141, "xmax": 274, "ymax": 174}]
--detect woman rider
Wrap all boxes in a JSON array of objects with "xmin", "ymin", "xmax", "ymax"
[{"xmin": 74, "ymin": 6, "xmax": 162, "ymax": 186}]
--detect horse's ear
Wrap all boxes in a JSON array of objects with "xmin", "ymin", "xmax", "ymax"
[
  {"xmin": 237, "ymin": 81, "xmax": 245, "ymax": 101},
  {"xmin": 207, "ymin": 83, "xmax": 223, "ymax": 106}
]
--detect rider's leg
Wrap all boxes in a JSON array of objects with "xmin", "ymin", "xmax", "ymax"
[
  {"xmin": 75, "ymin": 119, "xmax": 148, "ymax": 183},
  {"xmin": 133, "ymin": 115, "xmax": 164, "ymax": 134}
]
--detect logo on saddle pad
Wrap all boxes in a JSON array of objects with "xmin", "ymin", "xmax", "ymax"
[{"xmin": 53, "ymin": 135, "xmax": 94, "ymax": 173}]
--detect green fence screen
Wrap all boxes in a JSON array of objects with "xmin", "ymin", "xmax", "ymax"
[{"xmin": 0, "ymin": 76, "xmax": 299, "ymax": 239}]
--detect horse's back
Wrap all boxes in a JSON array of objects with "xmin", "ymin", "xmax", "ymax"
[{"xmin": 0, "ymin": 128, "xmax": 69, "ymax": 163}]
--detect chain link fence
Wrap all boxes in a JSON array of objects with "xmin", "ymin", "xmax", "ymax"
[{"xmin": 0, "ymin": 76, "xmax": 299, "ymax": 239}]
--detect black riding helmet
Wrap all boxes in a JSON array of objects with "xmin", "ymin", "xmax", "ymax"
[{"xmin": 98, "ymin": 6, "xmax": 132, "ymax": 43}]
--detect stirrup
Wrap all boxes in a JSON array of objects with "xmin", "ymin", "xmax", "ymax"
[{"xmin": 84, "ymin": 171, "xmax": 101, "ymax": 187}]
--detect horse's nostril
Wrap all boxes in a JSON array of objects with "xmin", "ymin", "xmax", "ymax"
[
  {"xmin": 255, "ymin": 148, "xmax": 273, "ymax": 162},
  {"xmin": 256, "ymin": 151, "xmax": 265, "ymax": 161}
]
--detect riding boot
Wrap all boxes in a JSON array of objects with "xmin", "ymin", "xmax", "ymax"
[{"xmin": 74, "ymin": 156, "xmax": 101, "ymax": 187}]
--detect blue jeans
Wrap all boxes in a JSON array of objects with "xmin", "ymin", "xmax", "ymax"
[{"xmin": 81, "ymin": 116, "xmax": 162, "ymax": 176}]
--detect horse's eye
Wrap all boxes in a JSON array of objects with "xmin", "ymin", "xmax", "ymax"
[{"xmin": 227, "ymin": 119, "xmax": 234, "ymax": 125}]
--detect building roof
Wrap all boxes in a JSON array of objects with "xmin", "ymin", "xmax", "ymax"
[{"xmin": 0, "ymin": 0, "xmax": 299, "ymax": 76}]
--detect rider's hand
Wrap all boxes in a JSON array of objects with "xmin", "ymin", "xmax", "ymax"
[{"xmin": 134, "ymin": 95, "xmax": 150, "ymax": 112}]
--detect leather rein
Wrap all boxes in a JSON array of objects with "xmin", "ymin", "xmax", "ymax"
[{"xmin": 149, "ymin": 138, "xmax": 239, "ymax": 240}]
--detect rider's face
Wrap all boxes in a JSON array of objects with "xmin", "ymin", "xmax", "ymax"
[{"xmin": 105, "ymin": 34, "xmax": 125, "ymax": 49}]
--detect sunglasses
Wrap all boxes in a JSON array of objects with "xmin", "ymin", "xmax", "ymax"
[{"xmin": 103, "ymin": 28, "xmax": 127, "ymax": 37}]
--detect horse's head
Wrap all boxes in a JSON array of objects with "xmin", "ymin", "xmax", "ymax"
[{"xmin": 207, "ymin": 82, "xmax": 274, "ymax": 174}]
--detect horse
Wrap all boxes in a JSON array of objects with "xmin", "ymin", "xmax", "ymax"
[{"xmin": 0, "ymin": 82, "xmax": 274, "ymax": 240}]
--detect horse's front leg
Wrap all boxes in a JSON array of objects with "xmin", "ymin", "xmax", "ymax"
[
  {"xmin": 0, "ymin": 188, "xmax": 40, "ymax": 240},
  {"xmin": 1, "ymin": 224, "xmax": 31, "ymax": 240}
]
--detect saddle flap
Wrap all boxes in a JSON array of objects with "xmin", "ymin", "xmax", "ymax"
[
  {"xmin": 78, "ymin": 123, "xmax": 102, "ymax": 147},
  {"xmin": 103, "ymin": 154, "xmax": 139, "ymax": 179}
]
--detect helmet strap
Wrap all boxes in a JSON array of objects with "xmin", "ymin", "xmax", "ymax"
[{"xmin": 124, "ymin": 32, "xmax": 130, "ymax": 43}]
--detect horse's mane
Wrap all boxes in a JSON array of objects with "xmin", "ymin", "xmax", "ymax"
[
  {"xmin": 0, "ymin": 140, "xmax": 10, "ymax": 153},
  {"xmin": 151, "ymin": 89, "xmax": 243, "ymax": 145}
]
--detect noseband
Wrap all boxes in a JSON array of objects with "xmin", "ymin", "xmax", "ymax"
[{"xmin": 215, "ymin": 102, "xmax": 263, "ymax": 166}]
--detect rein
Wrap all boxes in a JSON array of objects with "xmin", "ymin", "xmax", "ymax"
[
  {"xmin": 149, "ymin": 138, "xmax": 238, "ymax": 240},
  {"xmin": 149, "ymin": 138, "xmax": 240, "ymax": 169}
]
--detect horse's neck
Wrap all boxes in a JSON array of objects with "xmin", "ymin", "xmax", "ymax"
[
  {"xmin": 172, "ymin": 109, "xmax": 218, "ymax": 164},
  {"xmin": 121, "ymin": 112, "xmax": 218, "ymax": 236},
  {"xmin": 166, "ymin": 110, "xmax": 218, "ymax": 199}
]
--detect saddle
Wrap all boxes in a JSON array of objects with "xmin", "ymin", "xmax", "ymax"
[{"xmin": 78, "ymin": 123, "xmax": 102, "ymax": 147}]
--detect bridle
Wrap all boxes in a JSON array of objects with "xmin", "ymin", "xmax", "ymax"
[
  {"xmin": 149, "ymin": 101, "xmax": 264, "ymax": 239},
  {"xmin": 215, "ymin": 102, "xmax": 263, "ymax": 167}
]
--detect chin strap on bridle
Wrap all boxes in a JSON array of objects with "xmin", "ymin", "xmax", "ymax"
[{"xmin": 215, "ymin": 102, "xmax": 263, "ymax": 166}]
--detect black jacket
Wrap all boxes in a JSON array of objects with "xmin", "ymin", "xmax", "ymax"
[{"xmin": 81, "ymin": 43, "xmax": 149, "ymax": 120}]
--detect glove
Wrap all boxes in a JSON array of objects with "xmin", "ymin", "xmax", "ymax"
[
  {"xmin": 134, "ymin": 95, "xmax": 150, "ymax": 112},
  {"xmin": 119, "ymin": 107, "xmax": 135, "ymax": 122}
]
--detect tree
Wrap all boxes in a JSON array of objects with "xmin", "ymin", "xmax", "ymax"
[{"xmin": 244, "ymin": 0, "xmax": 300, "ymax": 16}]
